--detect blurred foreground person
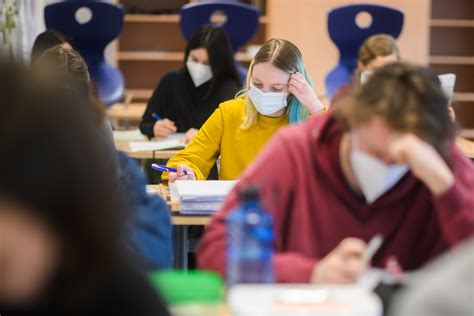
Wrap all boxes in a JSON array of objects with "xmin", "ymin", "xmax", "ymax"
[{"xmin": 0, "ymin": 63, "xmax": 170, "ymax": 315}]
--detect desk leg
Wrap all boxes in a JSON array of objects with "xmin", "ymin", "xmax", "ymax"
[{"xmin": 173, "ymin": 225, "xmax": 188, "ymax": 270}]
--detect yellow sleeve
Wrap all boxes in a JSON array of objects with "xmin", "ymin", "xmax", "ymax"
[{"xmin": 165, "ymin": 106, "xmax": 224, "ymax": 180}]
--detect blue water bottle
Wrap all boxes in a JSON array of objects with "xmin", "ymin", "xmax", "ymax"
[{"xmin": 226, "ymin": 185, "xmax": 274, "ymax": 287}]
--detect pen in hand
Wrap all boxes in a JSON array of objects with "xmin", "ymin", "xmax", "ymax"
[
  {"xmin": 363, "ymin": 234, "xmax": 384, "ymax": 263},
  {"xmin": 151, "ymin": 163, "xmax": 187, "ymax": 175}
]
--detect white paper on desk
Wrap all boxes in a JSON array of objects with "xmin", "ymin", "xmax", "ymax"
[
  {"xmin": 159, "ymin": 133, "xmax": 186, "ymax": 142},
  {"xmin": 438, "ymin": 73, "xmax": 456, "ymax": 105},
  {"xmin": 175, "ymin": 180, "xmax": 238, "ymax": 202},
  {"xmin": 358, "ymin": 268, "xmax": 398, "ymax": 290},
  {"xmin": 129, "ymin": 139, "xmax": 185, "ymax": 152},
  {"xmin": 113, "ymin": 129, "xmax": 145, "ymax": 140}
]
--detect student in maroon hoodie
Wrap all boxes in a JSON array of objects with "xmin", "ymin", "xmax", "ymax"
[{"xmin": 198, "ymin": 63, "xmax": 474, "ymax": 283}]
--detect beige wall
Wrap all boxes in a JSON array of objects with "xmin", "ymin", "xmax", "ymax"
[{"xmin": 266, "ymin": 0, "xmax": 431, "ymax": 98}]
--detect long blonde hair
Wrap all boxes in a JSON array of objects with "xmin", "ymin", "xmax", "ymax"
[{"xmin": 238, "ymin": 38, "xmax": 314, "ymax": 129}]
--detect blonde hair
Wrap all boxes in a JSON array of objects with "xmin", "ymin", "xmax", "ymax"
[
  {"xmin": 238, "ymin": 38, "xmax": 313, "ymax": 129},
  {"xmin": 359, "ymin": 34, "xmax": 400, "ymax": 66}
]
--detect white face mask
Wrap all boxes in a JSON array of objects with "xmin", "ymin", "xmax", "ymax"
[
  {"xmin": 350, "ymin": 136, "xmax": 409, "ymax": 203},
  {"xmin": 248, "ymin": 83, "xmax": 289, "ymax": 116},
  {"xmin": 186, "ymin": 60, "xmax": 213, "ymax": 87}
]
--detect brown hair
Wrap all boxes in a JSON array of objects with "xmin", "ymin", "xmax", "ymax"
[
  {"xmin": 34, "ymin": 45, "xmax": 105, "ymax": 117},
  {"xmin": 336, "ymin": 63, "xmax": 455, "ymax": 158},
  {"xmin": 358, "ymin": 34, "xmax": 401, "ymax": 66}
]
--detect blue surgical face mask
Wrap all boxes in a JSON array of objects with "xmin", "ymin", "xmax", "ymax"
[{"xmin": 248, "ymin": 83, "xmax": 288, "ymax": 116}]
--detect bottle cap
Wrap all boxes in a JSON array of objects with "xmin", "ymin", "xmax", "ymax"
[{"xmin": 240, "ymin": 185, "xmax": 260, "ymax": 202}]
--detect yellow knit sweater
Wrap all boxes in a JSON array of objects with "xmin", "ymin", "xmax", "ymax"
[{"xmin": 166, "ymin": 97, "xmax": 288, "ymax": 180}]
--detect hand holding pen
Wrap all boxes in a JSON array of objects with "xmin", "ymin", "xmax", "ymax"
[
  {"xmin": 311, "ymin": 235, "xmax": 383, "ymax": 284},
  {"xmin": 151, "ymin": 163, "xmax": 196, "ymax": 182},
  {"xmin": 152, "ymin": 113, "xmax": 177, "ymax": 138}
]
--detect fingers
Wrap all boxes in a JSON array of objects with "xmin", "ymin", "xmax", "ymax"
[
  {"xmin": 168, "ymin": 172, "xmax": 178, "ymax": 183},
  {"xmin": 337, "ymin": 237, "xmax": 366, "ymax": 259},
  {"xmin": 154, "ymin": 126, "xmax": 172, "ymax": 138},
  {"xmin": 311, "ymin": 237, "xmax": 369, "ymax": 284},
  {"xmin": 153, "ymin": 119, "xmax": 177, "ymax": 138},
  {"xmin": 161, "ymin": 119, "xmax": 177, "ymax": 132},
  {"xmin": 177, "ymin": 165, "xmax": 196, "ymax": 180},
  {"xmin": 181, "ymin": 128, "xmax": 198, "ymax": 144}
]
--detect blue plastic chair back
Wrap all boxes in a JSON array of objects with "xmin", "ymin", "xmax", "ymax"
[
  {"xmin": 325, "ymin": 4, "xmax": 404, "ymax": 98},
  {"xmin": 180, "ymin": 1, "xmax": 260, "ymax": 82},
  {"xmin": 44, "ymin": 1, "xmax": 125, "ymax": 106}
]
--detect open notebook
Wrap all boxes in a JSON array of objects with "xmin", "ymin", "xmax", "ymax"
[{"xmin": 129, "ymin": 133, "xmax": 186, "ymax": 152}]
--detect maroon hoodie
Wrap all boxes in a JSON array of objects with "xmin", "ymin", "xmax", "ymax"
[{"xmin": 198, "ymin": 112, "xmax": 474, "ymax": 283}]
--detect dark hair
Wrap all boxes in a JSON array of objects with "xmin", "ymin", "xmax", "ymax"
[
  {"xmin": 184, "ymin": 25, "xmax": 242, "ymax": 98},
  {"xmin": 0, "ymin": 62, "xmax": 125, "ymax": 308},
  {"xmin": 336, "ymin": 63, "xmax": 456, "ymax": 159},
  {"xmin": 31, "ymin": 29, "xmax": 71, "ymax": 63}
]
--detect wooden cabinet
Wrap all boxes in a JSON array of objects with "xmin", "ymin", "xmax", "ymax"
[
  {"xmin": 116, "ymin": 2, "xmax": 267, "ymax": 102},
  {"xmin": 430, "ymin": 0, "xmax": 474, "ymax": 135}
]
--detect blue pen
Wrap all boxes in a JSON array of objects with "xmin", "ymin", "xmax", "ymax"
[
  {"xmin": 151, "ymin": 113, "xmax": 162, "ymax": 121},
  {"xmin": 151, "ymin": 163, "xmax": 187, "ymax": 175}
]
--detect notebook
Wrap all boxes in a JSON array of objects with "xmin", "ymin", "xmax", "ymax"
[{"xmin": 129, "ymin": 133, "xmax": 186, "ymax": 152}]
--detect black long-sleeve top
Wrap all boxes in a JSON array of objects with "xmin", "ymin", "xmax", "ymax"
[{"xmin": 140, "ymin": 68, "xmax": 240, "ymax": 138}]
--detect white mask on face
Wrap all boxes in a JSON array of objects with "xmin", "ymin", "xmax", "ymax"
[
  {"xmin": 350, "ymin": 136, "xmax": 409, "ymax": 203},
  {"xmin": 248, "ymin": 83, "xmax": 289, "ymax": 116},
  {"xmin": 186, "ymin": 60, "xmax": 213, "ymax": 87}
]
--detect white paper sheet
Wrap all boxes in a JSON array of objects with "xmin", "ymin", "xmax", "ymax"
[
  {"xmin": 175, "ymin": 180, "xmax": 238, "ymax": 202},
  {"xmin": 113, "ymin": 129, "xmax": 146, "ymax": 141},
  {"xmin": 438, "ymin": 73, "xmax": 456, "ymax": 105}
]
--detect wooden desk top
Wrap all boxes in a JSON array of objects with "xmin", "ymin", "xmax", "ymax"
[
  {"xmin": 114, "ymin": 139, "xmax": 179, "ymax": 160},
  {"xmin": 106, "ymin": 103, "xmax": 146, "ymax": 120},
  {"xmin": 147, "ymin": 184, "xmax": 212, "ymax": 226},
  {"xmin": 456, "ymin": 137, "xmax": 474, "ymax": 159}
]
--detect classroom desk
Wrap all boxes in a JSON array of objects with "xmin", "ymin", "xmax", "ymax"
[
  {"xmin": 456, "ymin": 137, "xmax": 474, "ymax": 160},
  {"xmin": 106, "ymin": 102, "xmax": 146, "ymax": 121},
  {"xmin": 114, "ymin": 139, "xmax": 180, "ymax": 160},
  {"xmin": 148, "ymin": 184, "xmax": 212, "ymax": 270}
]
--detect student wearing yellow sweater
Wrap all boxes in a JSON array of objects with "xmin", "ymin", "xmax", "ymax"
[{"xmin": 166, "ymin": 38, "xmax": 325, "ymax": 181}]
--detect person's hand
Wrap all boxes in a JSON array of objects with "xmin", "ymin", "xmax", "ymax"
[
  {"xmin": 168, "ymin": 164, "xmax": 196, "ymax": 183},
  {"xmin": 389, "ymin": 134, "xmax": 454, "ymax": 196},
  {"xmin": 311, "ymin": 238, "xmax": 368, "ymax": 284},
  {"xmin": 288, "ymin": 72, "xmax": 324, "ymax": 114},
  {"xmin": 153, "ymin": 118, "xmax": 177, "ymax": 138},
  {"xmin": 181, "ymin": 128, "xmax": 198, "ymax": 144}
]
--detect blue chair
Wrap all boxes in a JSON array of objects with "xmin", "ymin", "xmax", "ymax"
[
  {"xmin": 325, "ymin": 4, "xmax": 404, "ymax": 98},
  {"xmin": 180, "ymin": 1, "xmax": 260, "ymax": 82},
  {"xmin": 44, "ymin": 1, "xmax": 125, "ymax": 106}
]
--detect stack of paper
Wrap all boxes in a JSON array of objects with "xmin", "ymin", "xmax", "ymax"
[
  {"xmin": 129, "ymin": 133, "xmax": 186, "ymax": 152},
  {"xmin": 173, "ymin": 180, "xmax": 238, "ymax": 215}
]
